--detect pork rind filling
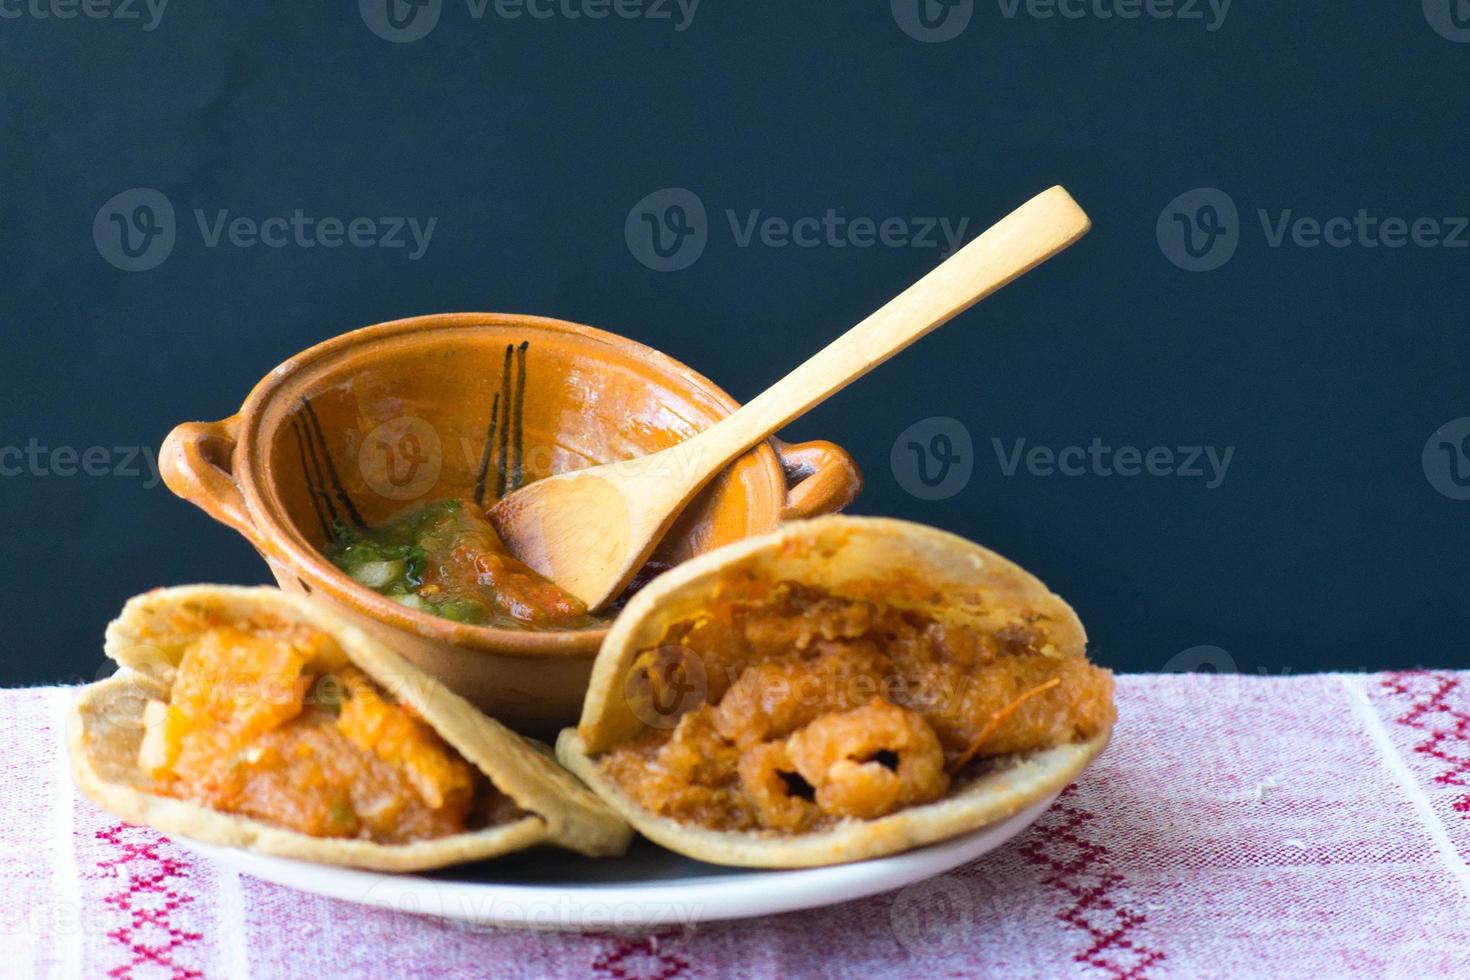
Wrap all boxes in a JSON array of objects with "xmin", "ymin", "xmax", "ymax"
[
  {"xmin": 136, "ymin": 612, "xmax": 509, "ymax": 843},
  {"xmin": 602, "ymin": 583, "xmax": 1114, "ymax": 833}
]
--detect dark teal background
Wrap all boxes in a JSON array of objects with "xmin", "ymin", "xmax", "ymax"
[{"xmin": 2, "ymin": 3, "xmax": 1467, "ymax": 685}]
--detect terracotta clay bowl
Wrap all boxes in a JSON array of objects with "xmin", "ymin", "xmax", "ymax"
[{"xmin": 159, "ymin": 313, "xmax": 862, "ymax": 729}]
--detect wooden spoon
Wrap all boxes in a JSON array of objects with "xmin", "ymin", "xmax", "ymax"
[{"xmin": 489, "ymin": 185, "xmax": 1091, "ymax": 610}]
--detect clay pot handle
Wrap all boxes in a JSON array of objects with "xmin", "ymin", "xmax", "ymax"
[
  {"xmin": 160, "ymin": 416, "xmax": 260, "ymax": 545},
  {"xmin": 773, "ymin": 438, "xmax": 864, "ymax": 520}
]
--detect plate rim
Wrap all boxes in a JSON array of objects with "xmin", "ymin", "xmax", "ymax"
[{"xmin": 177, "ymin": 791, "xmax": 1058, "ymax": 931}]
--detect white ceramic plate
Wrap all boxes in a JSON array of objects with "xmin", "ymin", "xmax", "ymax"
[{"xmin": 180, "ymin": 792, "xmax": 1056, "ymax": 931}]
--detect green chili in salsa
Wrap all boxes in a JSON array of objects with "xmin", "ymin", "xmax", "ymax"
[{"xmin": 326, "ymin": 498, "xmax": 599, "ymax": 630}]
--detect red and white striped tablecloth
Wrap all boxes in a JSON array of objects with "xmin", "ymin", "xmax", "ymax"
[{"xmin": 4, "ymin": 671, "xmax": 1469, "ymax": 978}]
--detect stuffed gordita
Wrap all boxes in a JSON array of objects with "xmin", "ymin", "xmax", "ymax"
[
  {"xmin": 557, "ymin": 516, "xmax": 1114, "ymax": 867},
  {"xmin": 70, "ymin": 585, "xmax": 631, "ymax": 871}
]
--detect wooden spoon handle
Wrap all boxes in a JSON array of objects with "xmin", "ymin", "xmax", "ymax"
[{"xmin": 691, "ymin": 186, "xmax": 1090, "ymax": 462}]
